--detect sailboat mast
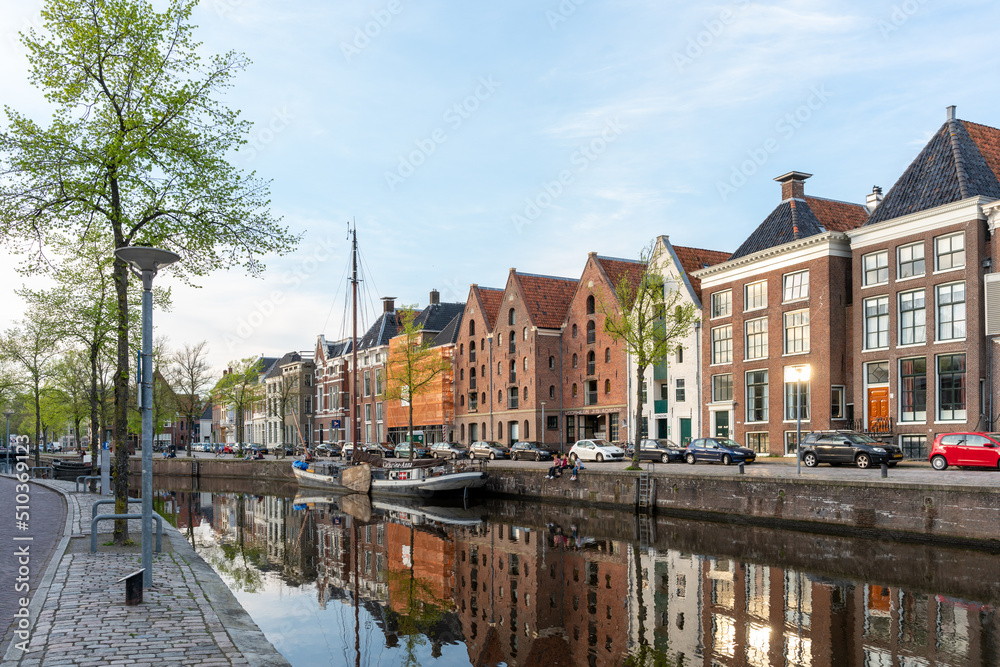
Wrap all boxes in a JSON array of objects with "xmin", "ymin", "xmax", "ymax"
[{"xmin": 351, "ymin": 225, "xmax": 359, "ymax": 449}]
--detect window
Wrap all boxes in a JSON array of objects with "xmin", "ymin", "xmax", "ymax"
[
  {"xmin": 783, "ymin": 370, "xmax": 810, "ymax": 420},
  {"xmin": 572, "ymin": 383, "xmax": 578, "ymax": 398},
  {"xmin": 508, "ymin": 308, "xmax": 515, "ymax": 325},
  {"xmin": 547, "ymin": 415, "xmax": 558, "ymax": 430},
  {"xmin": 746, "ymin": 370, "xmax": 768, "ymax": 422},
  {"xmin": 548, "ymin": 356, "xmax": 555, "ymax": 369},
  {"xmin": 677, "ymin": 347, "xmax": 683, "ymax": 364},
  {"xmin": 549, "ymin": 385, "xmax": 555, "ymax": 399},
  {"xmin": 711, "ymin": 325, "xmax": 733, "ymax": 364},
  {"xmin": 711, "ymin": 290, "xmax": 731, "ymax": 318},
  {"xmin": 572, "ymin": 324, "xmax": 577, "ymax": 338},
  {"xmin": 469, "ymin": 393, "xmax": 477, "ymax": 410},
  {"xmin": 604, "ymin": 379, "xmax": 611, "ymax": 394},
  {"xmin": 864, "ymin": 296, "xmax": 889, "ymax": 349},
  {"xmin": 831, "ymin": 386, "xmax": 845, "ymax": 419},
  {"xmin": 783, "ymin": 270, "xmax": 809, "ymax": 302},
  {"xmin": 469, "ymin": 320, "xmax": 476, "ymax": 336},
  {"xmin": 900, "ymin": 435, "xmax": 927, "ymax": 459},
  {"xmin": 522, "ymin": 327, "xmax": 528, "ymax": 341},
  {"xmin": 711, "ymin": 374, "xmax": 733, "ymax": 402},
  {"xmin": 640, "ymin": 381, "xmax": 647, "ymax": 404},
  {"xmin": 509, "ymin": 331, "xmax": 515, "ymax": 353},
  {"xmin": 604, "ymin": 347, "xmax": 610, "ymax": 363},
  {"xmin": 586, "ymin": 352, "xmax": 595, "ymax": 375},
  {"xmin": 610, "ymin": 414, "xmax": 620, "ymax": 441},
  {"xmin": 363, "ymin": 370, "xmax": 371, "ymax": 396},
  {"xmin": 586, "ymin": 320, "xmax": 596, "ymax": 344},
  {"xmin": 863, "ymin": 250, "xmax": 888, "ymax": 285},
  {"xmin": 899, "ymin": 357, "xmax": 926, "ymax": 422},
  {"xmin": 783, "ymin": 310, "xmax": 810, "ymax": 354},
  {"xmin": 935, "ymin": 232, "xmax": 965, "ymax": 271},
  {"xmin": 937, "ymin": 354, "xmax": 966, "ymax": 421},
  {"xmin": 675, "ymin": 379, "xmax": 685, "ymax": 402},
  {"xmin": 898, "ymin": 242, "xmax": 925, "ymax": 279},
  {"xmin": 744, "ymin": 281, "xmax": 767, "ymax": 311},
  {"xmin": 460, "ymin": 368, "xmax": 465, "ymax": 381},
  {"xmin": 745, "ymin": 318, "xmax": 768, "ymax": 360},
  {"xmin": 572, "ymin": 353, "xmax": 578, "ymax": 369},
  {"xmin": 747, "ymin": 433, "xmax": 768, "ymax": 453},
  {"xmin": 936, "ymin": 283, "xmax": 966, "ymax": 340},
  {"xmin": 899, "ymin": 290, "xmax": 926, "ymax": 345},
  {"xmin": 586, "ymin": 295, "xmax": 595, "ymax": 314}
]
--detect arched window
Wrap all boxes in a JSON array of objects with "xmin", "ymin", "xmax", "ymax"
[
  {"xmin": 572, "ymin": 383, "xmax": 578, "ymax": 397},
  {"xmin": 481, "ymin": 393, "xmax": 486, "ymax": 405},
  {"xmin": 460, "ymin": 394, "xmax": 465, "ymax": 406},
  {"xmin": 498, "ymin": 390, "xmax": 503, "ymax": 403},
  {"xmin": 497, "ymin": 362, "xmax": 502, "ymax": 375},
  {"xmin": 587, "ymin": 351, "xmax": 595, "ymax": 375},
  {"xmin": 586, "ymin": 295, "xmax": 595, "ymax": 314},
  {"xmin": 481, "ymin": 338, "xmax": 485, "ymax": 350},
  {"xmin": 523, "ymin": 357, "xmax": 528, "ymax": 371},
  {"xmin": 510, "ymin": 359, "xmax": 515, "ymax": 373},
  {"xmin": 586, "ymin": 320, "xmax": 596, "ymax": 344},
  {"xmin": 469, "ymin": 320, "xmax": 476, "ymax": 336},
  {"xmin": 549, "ymin": 385, "xmax": 555, "ymax": 399},
  {"xmin": 498, "ymin": 333, "xmax": 502, "ymax": 346},
  {"xmin": 470, "ymin": 367, "xmax": 476, "ymax": 378},
  {"xmin": 572, "ymin": 354, "xmax": 578, "ymax": 368},
  {"xmin": 604, "ymin": 379, "xmax": 611, "ymax": 394},
  {"xmin": 460, "ymin": 424, "xmax": 465, "ymax": 442},
  {"xmin": 460, "ymin": 368, "xmax": 465, "ymax": 381},
  {"xmin": 572, "ymin": 323, "xmax": 578, "ymax": 338},
  {"xmin": 522, "ymin": 327, "xmax": 527, "ymax": 341},
  {"xmin": 548, "ymin": 356, "xmax": 555, "ymax": 369},
  {"xmin": 522, "ymin": 386, "xmax": 527, "ymax": 400},
  {"xmin": 509, "ymin": 331, "xmax": 515, "ymax": 354},
  {"xmin": 481, "ymin": 421, "xmax": 486, "ymax": 438},
  {"xmin": 524, "ymin": 419, "xmax": 530, "ymax": 439},
  {"xmin": 460, "ymin": 343, "xmax": 464, "ymax": 355},
  {"xmin": 498, "ymin": 421, "xmax": 503, "ymax": 440},
  {"xmin": 605, "ymin": 347, "xmax": 611, "ymax": 363},
  {"xmin": 481, "ymin": 365, "xmax": 486, "ymax": 378},
  {"xmin": 508, "ymin": 308, "xmax": 515, "ymax": 325}
]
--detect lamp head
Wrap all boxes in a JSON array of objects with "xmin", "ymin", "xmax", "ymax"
[
  {"xmin": 114, "ymin": 246, "xmax": 180, "ymax": 273},
  {"xmin": 784, "ymin": 365, "xmax": 812, "ymax": 383}
]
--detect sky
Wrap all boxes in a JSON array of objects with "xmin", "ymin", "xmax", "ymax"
[{"xmin": 2, "ymin": 0, "xmax": 999, "ymax": 373}]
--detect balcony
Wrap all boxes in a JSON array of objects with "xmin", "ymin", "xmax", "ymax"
[{"xmin": 654, "ymin": 399, "xmax": 669, "ymax": 414}]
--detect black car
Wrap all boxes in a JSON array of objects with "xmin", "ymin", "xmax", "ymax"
[
  {"xmin": 510, "ymin": 441, "xmax": 554, "ymax": 461},
  {"xmin": 685, "ymin": 438, "xmax": 757, "ymax": 465},
  {"xmin": 636, "ymin": 438, "xmax": 685, "ymax": 463},
  {"xmin": 800, "ymin": 431, "xmax": 903, "ymax": 469}
]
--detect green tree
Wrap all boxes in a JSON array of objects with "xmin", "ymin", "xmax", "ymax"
[
  {"xmin": 0, "ymin": 316, "xmax": 59, "ymax": 465},
  {"xmin": 213, "ymin": 357, "xmax": 266, "ymax": 456},
  {"xmin": 385, "ymin": 307, "xmax": 451, "ymax": 460},
  {"xmin": 600, "ymin": 240, "xmax": 698, "ymax": 468},
  {"xmin": 49, "ymin": 349, "xmax": 91, "ymax": 450},
  {"xmin": 0, "ymin": 0, "xmax": 298, "ymax": 543},
  {"xmin": 167, "ymin": 341, "xmax": 213, "ymax": 456}
]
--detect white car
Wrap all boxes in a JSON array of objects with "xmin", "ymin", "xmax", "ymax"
[{"xmin": 569, "ymin": 438, "xmax": 625, "ymax": 462}]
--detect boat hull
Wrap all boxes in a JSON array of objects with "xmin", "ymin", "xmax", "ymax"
[{"xmin": 293, "ymin": 465, "xmax": 487, "ymax": 498}]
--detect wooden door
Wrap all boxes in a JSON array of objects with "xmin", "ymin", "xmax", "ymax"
[{"xmin": 867, "ymin": 387, "xmax": 889, "ymax": 431}]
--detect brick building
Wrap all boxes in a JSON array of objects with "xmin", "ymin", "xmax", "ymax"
[{"xmin": 452, "ymin": 284, "xmax": 505, "ymax": 444}]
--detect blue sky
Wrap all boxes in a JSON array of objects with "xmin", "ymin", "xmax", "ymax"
[{"xmin": 2, "ymin": 0, "xmax": 999, "ymax": 371}]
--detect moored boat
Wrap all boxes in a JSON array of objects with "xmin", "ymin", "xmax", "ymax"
[{"xmin": 292, "ymin": 455, "xmax": 488, "ymax": 498}]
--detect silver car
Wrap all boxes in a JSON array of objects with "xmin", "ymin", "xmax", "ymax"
[
  {"xmin": 429, "ymin": 442, "xmax": 467, "ymax": 459},
  {"xmin": 469, "ymin": 441, "xmax": 509, "ymax": 460}
]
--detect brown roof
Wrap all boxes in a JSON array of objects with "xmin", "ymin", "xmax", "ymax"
[
  {"xmin": 474, "ymin": 286, "xmax": 504, "ymax": 330},
  {"xmin": 672, "ymin": 244, "xmax": 731, "ymax": 300},
  {"xmin": 964, "ymin": 120, "xmax": 1000, "ymax": 184},
  {"xmin": 513, "ymin": 272, "xmax": 577, "ymax": 329},
  {"xmin": 595, "ymin": 256, "xmax": 645, "ymax": 297},
  {"xmin": 804, "ymin": 196, "xmax": 868, "ymax": 232}
]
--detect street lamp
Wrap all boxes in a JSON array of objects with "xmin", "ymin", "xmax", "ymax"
[
  {"xmin": 784, "ymin": 365, "xmax": 811, "ymax": 475},
  {"xmin": 540, "ymin": 401, "xmax": 546, "ymax": 450},
  {"xmin": 4, "ymin": 411, "xmax": 12, "ymax": 473},
  {"xmin": 115, "ymin": 246, "xmax": 180, "ymax": 588}
]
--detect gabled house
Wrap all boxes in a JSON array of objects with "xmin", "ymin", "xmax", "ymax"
[
  {"xmin": 313, "ymin": 334, "xmax": 352, "ymax": 445},
  {"xmin": 453, "ymin": 284, "xmax": 505, "ymax": 444}
]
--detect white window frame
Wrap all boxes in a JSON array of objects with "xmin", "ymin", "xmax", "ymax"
[
  {"xmin": 711, "ymin": 324, "xmax": 733, "ymax": 365},
  {"xmin": 862, "ymin": 250, "xmax": 889, "ymax": 287},
  {"xmin": 745, "ymin": 369, "xmax": 768, "ymax": 423},
  {"xmin": 936, "ymin": 282, "xmax": 966, "ymax": 341},
  {"xmin": 782, "ymin": 370, "xmax": 811, "ymax": 422},
  {"xmin": 936, "ymin": 353, "xmax": 966, "ymax": 422},
  {"xmin": 711, "ymin": 290, "xmax": 732, "ymax": 319},
  {"xmin": 934, "ymin": 232, "xmax": 965, "ymax": 272},
  {"xmin": 898, "ymin": 289, "xmax": 926, "ymax": 346},
  {"xmin": 898, "ymin": 357, "xmax": 927, "ymax": 423},
  {"xmin": 897, "ymin": 241, "xmax": 925, "ymax": 280},
  {"xmin": 744, "ymin": 281, "xmax": 767, "ymax": 312},
  {"xmin": 783, "ymin": 309, "xmax": 810, "ymax": 355},
  {"xmin": 745, "ymin": 317, "xmax": 768, "ymax": 361},
  {"xmin": 782, "ymin": 270, "xmax": 809, "ymax": 303},
  {"xmin": 863, "ymin": 295, "xmax": 890, "ymax": 350},
  {"xmin": 831, "ymin": 385, "xmax": 845, "ymax": 420}
]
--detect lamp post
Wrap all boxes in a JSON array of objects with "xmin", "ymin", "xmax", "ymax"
[
  {"xmin": 114, "ymin": 246, "xmax": 180, "ymax": 588},
  {"xmin": 540, "ymin": 401, "xmax": 546, "ymax": 450},
  {"xmin": 784, "ymin": 365, "xmax": 811, "ymax": 475},
  {"xmin": 4, "ymin": 411, "xmax": 12, "ymax": 473}
]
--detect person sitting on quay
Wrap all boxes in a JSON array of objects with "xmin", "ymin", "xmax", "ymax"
[{"xmin": 571, "ymin": 457, "xmax": 582, "ymax": 481}]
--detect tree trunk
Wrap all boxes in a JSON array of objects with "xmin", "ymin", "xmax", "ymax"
[
  {"xmin": 112, "ymin": 253, "xmax": 130, "ymax": 544},
  {"xmin": 632, "ymin": 366, "xmax": 645, "ymax": 467},
  {"xmin": 408, "ymin": 402, "xmax": 414, "ymax": 461},
  {"xmin": 89, "ymin": 342, "xmax": 100, "ymax": 467},
  {"xmin": 33, "ymin": 379, "xmax": 41, "ymax": 467}
]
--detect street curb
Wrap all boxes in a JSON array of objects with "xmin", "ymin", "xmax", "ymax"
[{"xmin": 0, "ymin": 477, "xmax": 72, "ymax": 666}]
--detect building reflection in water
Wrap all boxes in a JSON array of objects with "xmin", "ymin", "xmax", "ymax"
[{"xmin": 160, "ymin": 490, "xmax": 998, "ymax": 667}]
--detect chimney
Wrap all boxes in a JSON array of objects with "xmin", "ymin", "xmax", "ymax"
[
  {"xmin": 381, "ymin": 296, "xmax": 396, "ymax": 313},
  {"xmin": 946, "ymin": 105, "xmax": 956, "ymax": 121},
  {"xmin": 866, "ymin": 185, "xmax": 883, "ymax": 213},
  {"xmin": 775, "ymin": 171, "xmax": 812, "ymax": 201},
  {"xmin": 429, "ymin": 289, "xmax": 440, "ymax": 306}
]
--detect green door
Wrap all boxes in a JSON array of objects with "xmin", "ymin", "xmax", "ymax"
[
  {"xmin": 679, "ymin": 418, "xmax": 691, "ymax": 445},
  {"xmin": 657, "ymin": 419, "xmax": 669, "ymax": 439},
  {"xmin": 714, "ymin": 412, "xmax": 729, "ymax": 438}
]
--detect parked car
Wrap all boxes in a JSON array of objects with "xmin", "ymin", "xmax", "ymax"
[
  {"xmin": 636, "ymin": 438, "xmax": 685, "ymax": 463},
  {"xmin": 510, "ymin": 441, "xmax": 554, "ymax": 461},
  {"xmin": 314, "ymin": 444, "xmax": 333, "ymax": 457},
  {"xmin": 930, "ymin": 432, "xmax": 1000, "ymax": 470},
  {"xmin": 800, "ymin": 431, "xmax": 902, "ymax": 469},
  {"xmin": 364, "ymin": 443, "xmax": 395, "ymax": 458},
  {"xmin": 341, "ymin": 442, "xmax": 357, "ymax": 459},
  {"xmin": 394, "ymin": 442, "xmax": 429, "ymax": 459},
  {"xmin": 469, "ymin": 441, "xmax": 509, "ymax": 460},
  {"xmin": 568, "ymin": 439, "xmax": 625, "ymax": 462},
  {"xmin": 429, "ymin": 442, "xmax": 467, "ymax": 459},
  {"xmin": 684, "ymin": 438, "xmax": 756, "ymax": 465}
]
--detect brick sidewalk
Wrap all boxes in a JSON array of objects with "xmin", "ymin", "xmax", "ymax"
[{"xmin": 1, "ymin": 480, "xmax": 289, "ymax": 667}]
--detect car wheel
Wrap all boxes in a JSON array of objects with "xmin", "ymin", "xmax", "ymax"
[
  {"xmin": 686, "ymin": 453, "xmax": 696, "ymax": 465},
  {"xmin": 596, "ymin": 453, "xmax": 604, "ymax": 462},
  {"xmin": 469, "ymin": 452, "xmax": 476, "ymax": 460},
  {"xmin": 855, "ymin": 453, "xmax": 872, "ymax": 469},
  {"xmin": 490, "ymin": 452, "xmax": 496, "ymax": 460},
  {"xmin": 535, "ymin": 453, "xmax": 541, "ymax": 461},
  {"xmin": 452, "ymin": 453, "xmax": 458, "ymax": 459},
  {"xmin": 803, "ymin": 452, "xmax": 818, "ymax": 468},
  {"xmin": 931, "ymin": 455, "xmax": 948, "ymax": 471},
  {"xmin": 661, "ymin": 454, "xmax": 669, "ymax": 463},
  {"xmin": 722, "ymin": 454, "xmax": 732, "ymax": 466}
]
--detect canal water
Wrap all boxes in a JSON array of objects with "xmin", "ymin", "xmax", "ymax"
[{"xmin": 153, "ymin": 483, "xmax": 999, "ymax": 666}]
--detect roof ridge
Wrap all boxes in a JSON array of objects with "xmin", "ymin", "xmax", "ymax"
[
  {"xmin": 804, "ymin": 194, "xmax": 866, "ymax": 208},
  {"xmin": 947, "ymin": 119, "xmax": 971, "ymax": 199},
  {"xmin": 595, "ymin": 254, "xmax": 645, "ymax": 265},
  {"xmin": 516, "ymin": 271, "xmax": 577, "ymax": 282},
  {"xmin": 671, "ymin": 243, "xmax": 731, "ymax": 255},
  {"xmin": 963, "ymin": 119, "xmax": 1000, "ymax": 134}
]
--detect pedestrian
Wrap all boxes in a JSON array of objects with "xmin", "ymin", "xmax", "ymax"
[
  {"xmin": 571, "ymin": 457, "xmax": 582, "ymax": 481},
  {"xmin": 545, "ymin": 459, "xmax": 562, "ymax": 479}
]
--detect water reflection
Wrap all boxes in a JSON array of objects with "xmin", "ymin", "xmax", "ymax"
[{"xmin": 155, "ymin": 488, "xmax": 999, "ymax": 666}]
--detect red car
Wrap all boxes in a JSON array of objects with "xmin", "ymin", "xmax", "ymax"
[{"xmin": 929, "ymin": 432, "xmax": 1000, "ymax": 470}]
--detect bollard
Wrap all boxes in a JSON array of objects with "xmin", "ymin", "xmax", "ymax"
[
  {"xmin": 738, "ymin": 462, "xmax": 745, "ymax": 474},
  {"xmin": 118, "ymin": 569, "xmax": 145, "ymax": 605},
  {"xmin": 881, "ymin": 462, "xmax": 888, "ymax": 478}
]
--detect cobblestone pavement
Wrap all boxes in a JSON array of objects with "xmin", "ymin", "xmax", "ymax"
[{"xmin": 1, "ymin": 480, "xmax": 289, "ymax": 667}]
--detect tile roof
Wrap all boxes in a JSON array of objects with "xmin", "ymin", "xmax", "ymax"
[
  {"xmin": 513, "ymin": 272, "xmax": 577, "ymax": 329},
  {"xmin": 804, "ymin": 196, "xmax": 869, "ymax": 232},
  {"xmin": 671, "ymin": 244, "xmax": 732, "ymax": 300},
  {"xmin": 413, "ymin": 302, "xmax": 466, "ymax": 333},
  {"xmin": 867, "ymin": 118, "xmax": 1000, "ymax": 225},
  {"xmin": 595, "ymin": 256, "xmax": 645, "ymax": 298},
  {"xmin": 729, "ymin": 194, "xmax": 866, "ymax": 260},
  {"xmin": 200, "ymin": 403, "xmax": 213, "ymax": 420},
  {"xmin": 476, "ymin": 287, "xmax": 504, "ymax": 329},
  {"xmin": 430, "ymin": 311, "xmax": 463, "ymax": 347},
  {"xmin": 358, "ymin": 311, "xmax": 399, "ymax": 350}
]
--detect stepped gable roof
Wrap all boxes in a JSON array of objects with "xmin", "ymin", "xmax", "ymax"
[
  {"xmin": 512, "ymin": 271, "xmax": 577, "ymax": 329},
  {"xmin": 672, "ymin": 244, "xmax": 731, "ymax": 299},
  {"xmin": 475, "ymin": 286, "xmax": 504, "ymax": 329},
  {"xmin": 358, "ymin": 311, "xmax": 399, "ymax": 350},
  {"xmin": 413, "ymin": 301, "xmax": 466, "ymax": 333},
  {"xmin": 430, "ymin": 311, "xmax": 463, "ymax": 347},
  {"xmin": 867, "ymin": 117, "xmax": 1000, "ymax": 225}
]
